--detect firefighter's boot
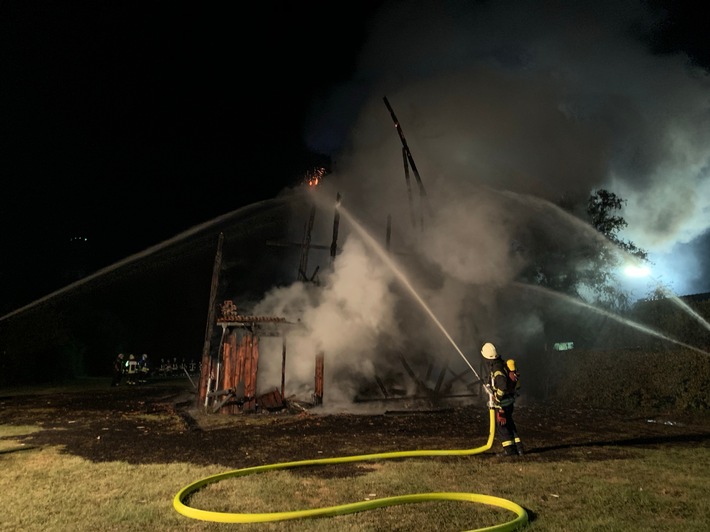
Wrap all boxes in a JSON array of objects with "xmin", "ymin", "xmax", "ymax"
[{"xmin": 502, "ymin": 444, "xmax": 518, "ymax": 457}]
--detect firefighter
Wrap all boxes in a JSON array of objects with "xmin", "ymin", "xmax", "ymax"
[
  {"xmin": 481, "ymin": 342, "xmax": 524, "ymax": 456},
  {"xmin": 125, "ymin": 354, "xmax": 139, "ymax": 385},
  {"xmin": 137, "ymin": 353, "xmax": 151, "ymax": 384},
  {"xmin": 111, "ymin": 353, "xmax": 125, "ymax": 387}
]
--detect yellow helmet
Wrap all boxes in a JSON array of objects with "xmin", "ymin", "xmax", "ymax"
[
  {"xmin": 506, "ymin": 359, "xmax": 516, "ymax": 371},
  {"xmin": 481, "ymin": 342, "xmax": 498, "ymax": 360},
  {"xmin": 129, "ymin": 354, "xmax": 135, "ymax": 360}
]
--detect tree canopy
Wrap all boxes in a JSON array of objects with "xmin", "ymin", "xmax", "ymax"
[{"xmin": 519, "ymin": 189, "xmax": 648, "ymax": 312}]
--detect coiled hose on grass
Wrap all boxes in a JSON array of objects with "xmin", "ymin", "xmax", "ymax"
[{"xmin": 173, "ymin": 408, "xmax": 528, "ymax": 531}]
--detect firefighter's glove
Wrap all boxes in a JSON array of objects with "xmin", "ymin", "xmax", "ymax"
[{"xmin": 495, "ymin": 409, "xmax": 507, "ymax": 426}]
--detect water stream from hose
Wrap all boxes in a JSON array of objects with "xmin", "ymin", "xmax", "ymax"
[
  {"xmin": 335, "ymin": 203, "xmax": 485, "ymax": 383},
  {"xmin": 334, "ymin": 196, "xmax": 710, "ymax": 361},
  {"xmin": 516, "ymin": 282, "xmax": 710, "ymax": 356}
]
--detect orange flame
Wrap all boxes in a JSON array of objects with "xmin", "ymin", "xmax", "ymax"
[{"xmin": 304, "ymin": 167, "xmax": 326, "ymax": 188}]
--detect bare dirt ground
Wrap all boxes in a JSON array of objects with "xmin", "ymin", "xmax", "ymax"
[{"xmin": 2, "ymin": 378, "xmax": 710, "ymax": 473}]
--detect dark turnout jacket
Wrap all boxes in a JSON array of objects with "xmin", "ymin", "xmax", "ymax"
[{"xmin": 488, "ymin": 358, "xmax": 515, "ymax": 407}]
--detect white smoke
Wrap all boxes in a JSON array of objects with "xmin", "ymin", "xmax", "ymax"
[
  {"xmin": 253, "ymin": 236, "xmax": 405, "ymax": 403},
  {"xmin": 247, "ymin": 0, "xmax": 710, "ymax": 404},
  {"xmin": 307, "ymin": 0, "xmax": 710, "ymax": 296}
]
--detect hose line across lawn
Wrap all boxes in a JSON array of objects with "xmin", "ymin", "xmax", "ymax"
[{"xmin": 173, "ymin": 408, "xmax": 528, "ymax": 531}]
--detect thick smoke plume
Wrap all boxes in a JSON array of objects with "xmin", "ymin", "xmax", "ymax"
[
  {"xmin": 308, "ymin": 0, "xmax": 710, "ymax": 295},
  {"xmin": 251, "ymin": 1, "xmax": 710, "ymax": 404}
]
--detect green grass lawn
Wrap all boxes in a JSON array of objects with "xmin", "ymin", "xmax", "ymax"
[{"xmin": 2, "ymin": 421, "xmax": 709, "ymax": 532}]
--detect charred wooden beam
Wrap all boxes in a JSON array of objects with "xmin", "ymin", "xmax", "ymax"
[
  {"xmin": 354, "ymin": 392, "xmax": 479, "ymax": 404},
  {"xmin": 330, "ymin": 192, "xmax": 341, "ymax": 265},
  {"xmin": 314, "ymin": 351, "xmax": 324, "ymax": 405},
  {"xmin": 281, "ymin": 339, "xmax": 286, "ymax": 400},
  {"xmin": 211, "ymin": 392, "xmax": 255, "ymax": 413},
  {"xmin": 402, "ymin": 147, "xmax": 417, "ymax": 228},
  {"xmin": 434, "ymin": 363, "xmax": 448, "ymax": 393},
  {"xmin": 199, "ymin": 232, "xmax": 224, "ymax": 407},
  {"xmin": 298, "ymin": 204, "xmax": 316, "ymax": 281},
  {"xmin": 259, "ymin": 389, "xmax": 284, "ymax": 411},
  {"xmin": 208, "ymin": 387, "xmax": 237, "ymax": 398},
  {"xmin": 375, "ymin": 375, "xmax": 389, "ymax": 398},
  {"xmin": 266, "ymin": 240, "xmax": 330, "ymax": 250},
  {"xmin": 424, "ymin": 362, "xmax": 433, "ymax": 381},
  {"xmin": 383, "ymin": 96, "xmax": 432, "ymax": 220},
  {"xmin": 398, "ymin": 352, "xmax": 434, "ymax": 396},
  {"xmin": 441, "ymin": 368, "xmax": 478, "ymax": 395}
]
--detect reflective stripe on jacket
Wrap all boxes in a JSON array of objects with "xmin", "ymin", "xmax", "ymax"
[{"xmin": 489, "ymin": 358, "xmax": 515, "ymax": 407}]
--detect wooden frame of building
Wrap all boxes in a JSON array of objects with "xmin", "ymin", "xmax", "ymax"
[{"xmin": 195, "ymin": 98, "xmax": 487, "ymax": 414}]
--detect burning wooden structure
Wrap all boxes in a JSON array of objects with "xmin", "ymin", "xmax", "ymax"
[
  {"xmin": 198, "ymin": 300, "xmax": 326, "ymax": 413},
  {"xmin": 195, "ymin": 98, "xmax": 486, "ymax": 414}
]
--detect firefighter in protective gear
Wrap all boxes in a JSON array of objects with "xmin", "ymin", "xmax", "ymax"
[
  {"xmin": 137, "ymin": 353, "xmax": 151, "ymax": 384},
  {"xmin": 125, "ymin": 354, "xmax": 139, "ymax": 385},
  {"xmin": 111, "ymin": 353, "xmax": 125, "ymax": 387},
  {"xmin": 481, "ymin": 342, "xmax": 524, "ymax": 456}
]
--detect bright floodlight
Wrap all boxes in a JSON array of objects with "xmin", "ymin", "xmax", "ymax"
[{"xmin": 624, "ymin": 264, "xmax": 651, "ymax": 278}]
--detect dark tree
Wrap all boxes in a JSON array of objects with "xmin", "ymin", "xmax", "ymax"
[
  {"xmin": 583, "ymin": 189, "xmax": 648, "ymax": 310},
  {"xmin": 519, "ymin": 189, "xmax": 648, "ymax": 312}
]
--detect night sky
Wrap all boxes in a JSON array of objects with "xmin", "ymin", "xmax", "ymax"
[
  {"xmin": 2, "ymin": 0, "xmax": 709, "ymax": 320},
  {"xmin": 0, "ymin": 1, "xmax": 385, "ymax": 315}
]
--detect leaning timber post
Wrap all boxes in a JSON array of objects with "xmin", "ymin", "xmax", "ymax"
[
  {"xmin": 375, "ymin": 375, "xmax": 389, "ymax": 398},
  {"xmin": 330, "ymin": 192, "xmax": 341, "ymax": 266},
  {"xmin": 402, "ymin": 147, "xmax": 416, "ymax": 228},
  {"xmin": 383, "ymin": 96, "xmax": 432, "ymax": 222},
  {"xmin": 314, "ymin": 351, "xmax": 324, "ymax": 405},
  {"xmin": 205, "ymin": 325, "xmax": 227, "ymax": 408},
  {"xmin": 424, "ymin": 361, "xmax": 434, "ymax": 381},
  {"xmin": 298, "ymin": 205, "xmax": 316, "ymax": 281},
  {"xmin": 434, "ymin": 363, "xmax": 448, "ymax": 394},
  {"xmin": 281, "ymin": 336, "xmax": 286, "ymax": 400},
  {"xmin": 198, "ymin": 232, "xmax": 224, "ymax": 407}
]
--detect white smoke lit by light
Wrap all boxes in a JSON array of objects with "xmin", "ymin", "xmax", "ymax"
[
  {"xmin": 253, "ymin": 236, "xmax": 404, "ymax": 404},
  {"xmin": 624, "ymin": 264, "xmax": 651, "ymax": 278},
  {"xmin": 305, "ymin": 0, "xmax": 710, "ymax": 298},
  {"xmin": 250, "ymin": 0, "xmax": 710, "ymax": 404}
]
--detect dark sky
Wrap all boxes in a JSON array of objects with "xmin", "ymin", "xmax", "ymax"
[
  {"xmin": 2, "ymin": 0, "xmax": 710, "ymax": 387},
  {"xmin": 1, "ymin": 0, "xmax": 709, "ymax": 318},
  {"xmin": 0, "ymin": 1, "xmax": 385, "ymax": 314}
]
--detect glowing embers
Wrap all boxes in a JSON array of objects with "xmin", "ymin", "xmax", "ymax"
[{"xmin": 303, "ymin": 166, "xmax": 326, "ymax": 188}]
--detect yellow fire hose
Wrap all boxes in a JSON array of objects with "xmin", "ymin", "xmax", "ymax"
[{"xmin": 173, "ymin": 408, "xmax": 528, "ymax": 531}]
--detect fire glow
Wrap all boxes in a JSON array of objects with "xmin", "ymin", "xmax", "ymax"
[{"xmin": 304, "ymin": 167, "xmax": 326, "ymax": 188}]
